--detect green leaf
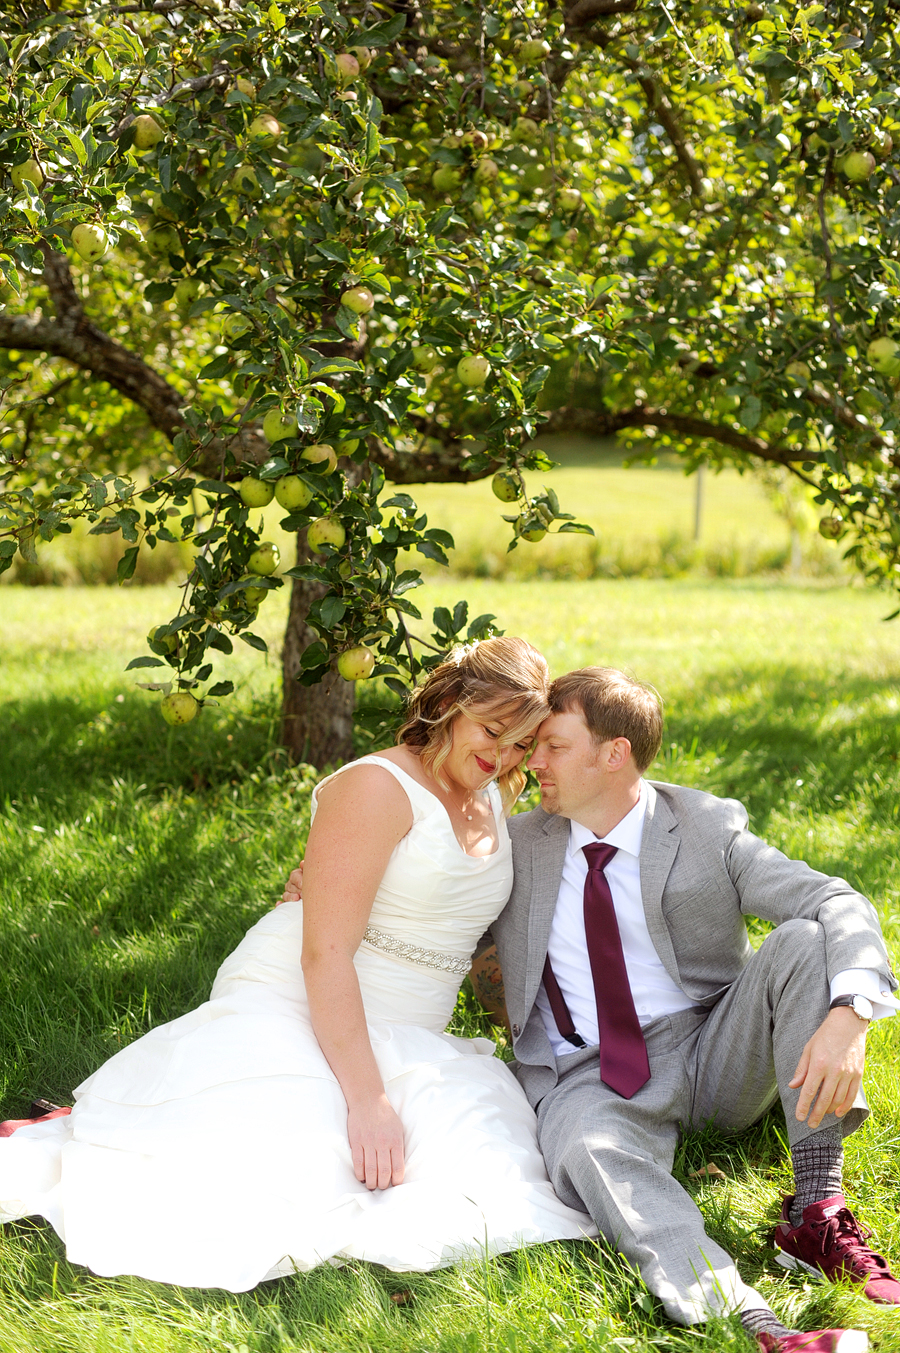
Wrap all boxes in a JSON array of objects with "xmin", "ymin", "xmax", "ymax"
[
  {"xmin": 239, "ymin": 631, "xmax": 268, "ymax": 653},
  {"xmin": 353, "ymin": 14, "xmax": 406, "ymax": 45},
  {"xmin": 125, "ymin": 655, "xmax": 166, "ymax": 670},
  {"xmin": 300, "ymin": 639, "xmax": 329, "ymax": 668},
  {"xmin": 207, "ymin": 680, "xmax": 235, "ymax": 697},
  {"xmin": 117, "ymin": 546, "xmax": 139, "ymax": 582},
  {"xmin": 319, "ymin": 595, "xmax": 346, "ymax": 628}
]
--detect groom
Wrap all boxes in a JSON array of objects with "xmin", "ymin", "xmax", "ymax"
[{"xmin": 486, "ymin": 666, "xmax": 899, "ymax": 1353}]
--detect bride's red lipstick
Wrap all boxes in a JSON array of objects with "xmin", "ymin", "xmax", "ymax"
[{"xmin": 475, "ymin": 756, "xmax": 494, "ymax": 774}]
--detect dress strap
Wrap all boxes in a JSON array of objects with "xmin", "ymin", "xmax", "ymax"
[{"xmin": 311, "ymin": 755, "xmax": 437, "ymax": 824}]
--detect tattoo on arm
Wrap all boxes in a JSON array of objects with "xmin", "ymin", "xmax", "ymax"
[{"xmin": 468, "ymin": 945, "xmax": 510, "ymax": 1031}]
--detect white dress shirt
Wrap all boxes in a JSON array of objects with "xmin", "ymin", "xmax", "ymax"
[{"xmin": 536, "ymin": 781, "xmax": 896, "ymax": 1057}]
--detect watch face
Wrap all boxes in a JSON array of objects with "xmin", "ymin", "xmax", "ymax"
[{"xmin": 852, "ymin": 996, "xmax": 873, "ymax": 1021}]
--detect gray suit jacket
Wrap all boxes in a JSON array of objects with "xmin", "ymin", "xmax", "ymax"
[{"xmin": 491, "ymin": 780, "xmax": 895, "ymax": 1107}]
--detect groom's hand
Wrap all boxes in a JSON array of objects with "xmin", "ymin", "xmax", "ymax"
[
  {"xmin": 280, "ymin": 864, "xmax": 304, "ymax": 905},
  {"xmin": 789, "ymin": 1006, "xmax": 868, "ymax": 1129}
]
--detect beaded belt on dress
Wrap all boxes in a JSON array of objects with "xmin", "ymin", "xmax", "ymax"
[{"xmin": 362, "ymin": 926, "xmax": 471, "ymax": 977}]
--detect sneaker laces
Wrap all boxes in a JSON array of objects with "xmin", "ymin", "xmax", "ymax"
[{"xmin": 815, "ymin": 1209, "xmax": 890, "ymax": 1276}]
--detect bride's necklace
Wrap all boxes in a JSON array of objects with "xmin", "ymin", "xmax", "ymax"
[{"xmin": 448, "ymin": 787, "xmax": 478, "ymax": 821}]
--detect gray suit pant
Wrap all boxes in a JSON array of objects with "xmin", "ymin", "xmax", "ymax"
[{"xmin": 533, "ymin": 919, "xmax": 869, "ymax": 1326}]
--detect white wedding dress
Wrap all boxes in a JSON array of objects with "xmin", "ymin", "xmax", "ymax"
[{"xmin": 0, "ymin": 757, "xmax": 594, "ymax": 1289}]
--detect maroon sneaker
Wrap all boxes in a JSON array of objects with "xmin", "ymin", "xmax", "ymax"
[
  {"xmin": 757, "ymin": 1333, "xmax": 867, "ymax": 1353},
  {"xmin": 775, "ymin": 1194, "xmax": 900, "ymax": 1304}
]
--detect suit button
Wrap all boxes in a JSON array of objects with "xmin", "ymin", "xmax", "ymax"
[{"xmin": 512, "ymin": 1024, "xmax": 521, "ymax": 1037}]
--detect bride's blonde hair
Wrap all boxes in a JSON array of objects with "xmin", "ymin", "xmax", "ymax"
[{"xmin": 397, "ymin": 637, "xmax": 549, "ymax": 809}]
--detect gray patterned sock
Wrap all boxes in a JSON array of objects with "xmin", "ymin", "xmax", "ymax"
[
  {"xmin": 789, "ymin": 1126, "xmax": 844, "ymax": 1227},
  {"xmin": 740, "ymin": 1308, "xmax": 794, "ymax": 1341}
]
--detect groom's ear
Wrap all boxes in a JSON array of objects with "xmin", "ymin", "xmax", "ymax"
[{"xmin": 605, "ymin": 737, "xmax": 633, "ymax": 771}]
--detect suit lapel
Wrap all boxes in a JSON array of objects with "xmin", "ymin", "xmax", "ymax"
[
  {"xmin": 639, "ymin": 781, "xmax": 682, "ymax": 987},
  {"xmin": 523, "ymin": 812, "xmax": 569, "ymax": 1016}
]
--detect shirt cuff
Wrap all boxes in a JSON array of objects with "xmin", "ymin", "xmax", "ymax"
[{"xmin": 830, "ymin": 969, "xmax": 900, "ymax": 1020}]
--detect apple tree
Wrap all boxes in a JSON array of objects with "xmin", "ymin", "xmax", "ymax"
[{"xmin": 2, "ymin": 0, "xmax": 900, "ymax": 765}]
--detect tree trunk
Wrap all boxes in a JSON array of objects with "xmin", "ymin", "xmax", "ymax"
[{"xmin": 281, "ymin": 532, "xmax": 356, "ymax": 767}]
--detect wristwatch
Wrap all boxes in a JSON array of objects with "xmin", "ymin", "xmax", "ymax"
[{"xmin": 829, "ymin": 994, "xmax": 874, "ymax": 1022}]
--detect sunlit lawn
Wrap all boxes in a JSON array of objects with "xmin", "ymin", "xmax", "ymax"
[{"xmin": 0, "ymin": 576, "xmax": 899, "ymax": 1352}]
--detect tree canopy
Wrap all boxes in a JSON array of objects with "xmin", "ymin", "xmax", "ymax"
[{"xmin": 2, "ymin": 0, "xmax": 899, "ymax": 748}]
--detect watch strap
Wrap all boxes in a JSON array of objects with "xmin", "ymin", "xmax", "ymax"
[{"xmin": 829, "ymin": 994, "xmax": 873, "ymax": 1021}]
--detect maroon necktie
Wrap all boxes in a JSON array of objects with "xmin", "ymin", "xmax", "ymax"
[{"xmin": 582, "ymin": 841, "xmax": 651, "ymax": 1099}]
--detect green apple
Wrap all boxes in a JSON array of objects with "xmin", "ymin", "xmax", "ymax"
[
  {"xmin": 247, "ymin": 541, "xmax": 280, "ymax": 575},
  {"xmin": 275, "ymin": 475, "xmax": 314, "ymax": 510},
  {"xmin": 514, "ymin": 79, "xmax": 534, "ymax": 100},
  {"xmin": 457, "ymin": 353, "xmax": 491, "ymax": 386},
  {"xmin": 348, "ymin": 45, "xmax": 372, "ymax": 71},
  {"xmin": 231, "ymin": 164, "xmax": 261, "ymax": 197},
  {"xmin": 516, "ymin": 516, "xmax": 547, "ymax": 542},
  {"xmin": 223, "ymin": 313, "xmax": 252, "ymax": 340},
  {"xmin": 867, "ymin": 337, "xmax": 900, "ymax": 376},
  {"xmin": 474, "ymin": 157, "xmax": 499, "ymax": 185},
  {"xmin": 557, "ymin": 187, "xmax": 582, "ymax": 212},
  {"xmin": 492, "ymin": 471, "xmax": 520, "ymax": 502},
  {"xmin": 818, "ymin": 515, "xmax": 844, "ymax": 539},
  {"xmin": 870, "ymin": 128, "xmax": 893, "ymax": 159},
  {"xmin": 511, "ymin": 116, "xmax": 540, "ymax": 144},
  {"xmin": 341, "ymin": 286, "xmax": 375, "ymax": 314},
  {"xmin": 714, "ymin": 391, "xmax": 741, "ymax": 413},
  {"xmin": 462, "ymin": 129, "xmax": 489, "ymax": 151},
  {"xmin": 307, "ymin": 517, "xmax": 346, "ymax": 552},
  {"xmin": 148, "ymin": 625, "xmax": 177, "ymax": 653},
  {"xmin": 432, "ymin": 165, "xmax": 463, "ymax": 193},
  {"xmin": 150, "ymin": 191, "xmax": 176, "ymax": 221},
  {"xmin": 854, "ymin": 388, "xmax": 882, "ymax": 416},
  {"xmin": 174, "ymin": 277, "xmax": 200, "ymax": 311},
  {"xmin": 518, "ymin": 38, "xmax": 550, "ymax": 64},
  {"xmin": 71, "ymin": 223, "xmax": 109, "ymax": 262},
  {"xmin": 160, "ymin": 691, "xmax": 199, "ymax": 725},
  {"xmin": 235, "ymin": 76, "xmax": 257, "ymax": 99},
  {"xmin": 301, "ymin": 442, "xmax": 338, "ymax": 473},
  {"xmin": 145, "ymin": 224, "xmax": 181, "ymax": 256},
  {"xmin": 412, "ymin": 345, "xmax": 439, "ymax": 372},
  {"xmin": 242, "ymin": 580, "xmax": 269, "ymax": 607},
  {"xmin": 562, "ymin": 227, "xmax": 579, "ymax": 245},
  {"xmin": 11, "ymin": 158, "xmax": 43, "ymax": 191},
  {"xmin": 785, "ymin": 360, "xmax": 811, "ymax": 382},
  {"xmin": 337, "ymin": 645, "xmax": 376, "ymax": 681},
  {"xmin": 334, "ymin": 52, "xmax": 360, "ymax": 84},
  {"xmin": 842, "ymin": 151, "xmax": 876, "ymax": 182},
  {"xmin": 248, "ymin": 114, "xmax": 280, "ymax": 147},
  {"xmin": 133, "ymin": 114, "xmax": 164, "ymax": 150},
  {"xmin": 262, "ymin": 407, "xmax": 299, "ymax": 443},
  {"xmin": 339, "ymin": 438, "xmax": 361, "ymax": 455},
  {"xmin": 239, "ymin": 475, "xmax": 275, "ymax": 507}
]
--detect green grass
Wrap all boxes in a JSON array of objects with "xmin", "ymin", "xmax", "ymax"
[
  {"xmin": 1, "ymin": 578, "xmax": 899, "ymax": 1351},
  {"xmin": 1, "ymin": 437, "xmax": 845, "ymax": 586}
]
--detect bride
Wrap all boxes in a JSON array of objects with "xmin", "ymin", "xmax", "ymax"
[{"xmin": 0, "ymin": 637, "xmax": 594, "ymax": 1289}]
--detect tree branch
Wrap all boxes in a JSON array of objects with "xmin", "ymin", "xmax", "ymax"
[
  {"xmin": 1, "ymin": 249, "xmax": 267, "ymax": 472},
  {"xmin": 565, "ymin": 0, "xmax": 640, "ymax": 26},
  {"xmin": 632, "ymin": 68, "xmax": 705, "ymax": 197},
  {"xmin": 540, "ymin": 404, "xmax": 824, "ymax": 469}
]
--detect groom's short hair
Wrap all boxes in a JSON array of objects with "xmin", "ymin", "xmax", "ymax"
[{"xmin": 548, "ymin": 667, "xmax": 663, "ymax": 772}]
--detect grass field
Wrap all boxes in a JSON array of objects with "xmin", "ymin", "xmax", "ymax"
[
  {"xmin": 0, "ymin": 438, "xmax": 845, "ymax": 587},
  {"xmin": 1, "ymin": 578, "xmax": 899, "ymax": 1352}
]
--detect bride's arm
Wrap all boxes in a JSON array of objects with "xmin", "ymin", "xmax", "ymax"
[{"xmin": 301, "ymin": 766, "xmax": 413, "ymax": 1191}]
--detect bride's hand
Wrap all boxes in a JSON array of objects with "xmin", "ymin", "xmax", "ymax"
[
  {"xmin": 279, "ymin": 863, "xmax": 304, "ymax": 905},
  {"xmin": 347, "ymin": 1094, "xmax": 405, "ymax": 1190}
]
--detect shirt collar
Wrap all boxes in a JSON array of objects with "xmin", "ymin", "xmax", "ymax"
[{"xmin": 568, "ymin": 780, "xmax": 648, "ymax": 860}]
